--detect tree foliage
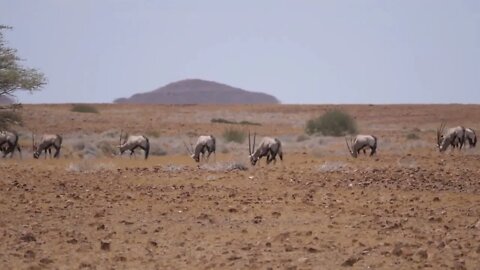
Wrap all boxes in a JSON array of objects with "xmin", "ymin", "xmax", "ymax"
[{"xmin": 0, "ymin": 25, "xmax": 46, "ymax": 128}]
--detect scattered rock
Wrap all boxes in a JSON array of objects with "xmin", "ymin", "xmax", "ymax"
[
  {"xmin": 298, "ymin": 257, "xmax": 309, "ymax": 264},
  {"xmin": 100, "ymin": 240, "xmax": 111, "ymax": 251},
  {"xmin": 416, "ymin": 249, "xmax": 428, "ymax": 259},
  {"xmin": 20, "ymin": 232, "xmax": 36, "ymax": 242},
  {"xmin": 341, "ymin": 255, "xmax": 361, "ymax": 267},
  {"xmin": 392, "ymin": 243, "xmax": 403, "ymax": 256},
  {"xmin": 40, "ymin": 258, "xmax": 54, "ymax": 264},
  {"xmin": 24, "ymin": 250, "xmax": 35, "ymax": 259}
]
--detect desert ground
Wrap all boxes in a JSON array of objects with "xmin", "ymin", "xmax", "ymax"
[{"xmin": 1, "ymin": 104, "xmax": 480, "ymax": 269}]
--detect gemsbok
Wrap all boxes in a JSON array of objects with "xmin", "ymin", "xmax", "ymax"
[
  {"xmin": 0, "ymin": 131, "xmax": 22, "ymax": 158},
  {"xmin": 345, "ymin": 134, "xmax": 378, "ymax": 158},
  {"xmin": 118, "ymin": 131, "xmax": 150, "ymax": 159},
  {"xmin": 248, "ymin": 132, "xmax": 283, "ymax": 166},
  {"xmin": 436, "ymin": 123, "xmax": 465, "ymax": 152},
  {"xmin": 33, "ymin": 133, "xmax": 63, "ymax": 159},
  {"xmin": 184, "ymin": 135, "xmax": 216, "ymax": 162},
  {"xmin": 465, "ymin": 128, "xmax": 477, "ymax": 148}
]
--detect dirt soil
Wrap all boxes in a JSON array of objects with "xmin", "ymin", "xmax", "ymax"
[{"xmin": 1, "ymin": 104, "xmax": 480, "ymax": 269}]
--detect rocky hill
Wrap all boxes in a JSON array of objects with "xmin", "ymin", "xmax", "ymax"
[{"xmin": 114, "ymin": 79, "xmax": 279, "ymax": 104}]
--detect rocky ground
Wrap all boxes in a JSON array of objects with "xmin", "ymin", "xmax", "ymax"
[
  {"xmin": 1, "ymin": 152, "xmax": 479, "ymax": 269},
  {"xmin": 1, "ymin": 104, "xmax": 480, "ymax": 269}
]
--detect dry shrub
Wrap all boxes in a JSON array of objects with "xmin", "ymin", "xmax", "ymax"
[
  {"xmin": 223, "ymin": 128, "xmax": 246, "ymax": 143},
  {"xmin": 318, "ymin": 161, "xmax": 350, "ymax": 172},
  {"xmin": 0, "ymin": 110, "xmax": 22, "ymax": 129},
  {"xmin": 96, "ymin": 141, "xmax": 116, "ymax": 156},
  {"xmin": 71, "ymin": 104, "xmax": 99, "ymax": 114},
  {"xmin": 306, "ymin": 110, "xmax": 357, "ymax": 136},
  {"xmin": 67, "ymin": 160, "xmax": 115, "ymax": 172}
]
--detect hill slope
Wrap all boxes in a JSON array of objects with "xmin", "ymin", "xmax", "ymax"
[{"xmin": 114, "ymin": 79, "xmax": 279, "ymax": 104}]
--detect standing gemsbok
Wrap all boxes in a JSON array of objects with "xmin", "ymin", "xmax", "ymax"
[
  {"xmin": 184, "ymin": 135, "xmax": 216, "ymax": 162},
  {"xmin": 0, "ymin": 131, "xmax": 22, "ymax": 158},
  {"xmin": 436, "ymin": 123, "xmax": 465, "ymax": 152},
  {"xmin": 118, "ymin": 131, "xmax": 150, "ymax": 159},
  {"xmin": 32, "ymin": 133, "xmax": 63, "ymax": 159},
  {"xmin": 248, "ymin": 132, "xmax": 283, "ymax": 166},
  {"xmin": 345, "ymin": 134, "xmax": 377, "ymax": 158}
]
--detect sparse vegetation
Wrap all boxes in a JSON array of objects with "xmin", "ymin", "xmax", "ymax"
[
  {"xmin": 306, "ymin": 110, "xmax": 357, "ymax": 136},
  {"xmin": 296, "ymin": 134, "xmax": 310, "ymax": 142},
  {"xmin": 211, "ymin": 118, "xmax": 261, "ymax": 126},
  {"xmin": 222, "ymin": 128, "xmax": 246, "ymax": 143},
  {"xmin": 406, "ymin": 133, "xmax": 420, "ymax": 140},
  {"xmin": 71, "ymin": 104, "xmax": 99, "ymax": 114},
  {"xmin": 146, "ymin": 130, "xmax": 161, "ymax": 138}
]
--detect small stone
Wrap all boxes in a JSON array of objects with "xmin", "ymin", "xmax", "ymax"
[
  {"xmin": 416, "ymin": 249, "xmax": 428, "ymax": 259},
  {"xmin": 341, "ymin": 255, "xmax": 360, "ymax": 267},
  {"xmin": 392, "ymin": 243, "xmax": 403, "ymax": 256},
  {"xmin": 20, "ymin": 232, "xmax": 36, "ymax": 242},
  {"xmin": 24, "ymin": 250, "xmax": 35, "ymax": 259},
  {"xmin": 298, "ymin": 257, "xmax": 309, "ymax": 263},
  {"xmin": 100, "ymin": 240, "xmax": 111, "ymax": 251}
]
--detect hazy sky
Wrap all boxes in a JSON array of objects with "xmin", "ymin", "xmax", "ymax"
[{"xmin": 1, "ymin": 0, "xmax": 479, "ymax": 104}]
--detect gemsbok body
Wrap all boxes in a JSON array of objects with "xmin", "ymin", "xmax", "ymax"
[
  {"xmin": 248, "ymin": 132, "xmax": 283, "ymax": 166},
  {"xmin": 436, "ymin": 123, "xmax": 465, "ymax": 152},
  {"xmin": 0, "ymin": 131, "xmax": 21, "ymax": 158},
  {"xmin": 345, "ymin": 134, "xmax": 377, "ymax": 158},
  {"xmin": 33, "ymin": 134, "xmax": 63, "ymax": 159},
  {"xmin": 184, "ymin": 135, "xmax": 216, "ymax": 162},
  {"xmin": 118, "ymin": 131, "xmax": 150, "ymax": 159}
]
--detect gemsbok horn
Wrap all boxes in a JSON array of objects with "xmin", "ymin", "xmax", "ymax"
[
  {"xmin": 345, "ymin": 134, "xmax": 377, "ymax": 158},
  {"xmin": 248, "ymin": 132, "xmax": 283, "ymax": 166}
]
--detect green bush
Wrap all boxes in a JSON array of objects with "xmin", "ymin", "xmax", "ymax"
[
  {"xmin": 306, "ymin": 110, "xmax": 357, "ymax": 136},
  {"xmin": 222, "ymin": 128, "xmax": 246, "ymax": 143},
  {"xmin": 71, "ymin": 104, "xmax": 99, "ymax": 113},
  {"xmin": 0, "ymin": 110, "xmax": 22, "ymax": 129}
]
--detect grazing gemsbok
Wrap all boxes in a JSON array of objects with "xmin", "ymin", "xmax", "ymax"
[
  {"xmin": 464, "ymin": 128, "xmax": 477, "ymax": 148},
  {"xmin": 436, "ymin": 123, "xmax": 465, "ymax": 152},
  {"xmin": 33, "ymin": 133, "xmax": 63, "ymax": 159},
  {"xmin": 184, "ymin": 135, "xmax": 216, "ymax": 162},
  {"xmin": 0, "ymin": 131, "xmax": 22, "ymax": 158},
  {"xmin": 345, "ymin": 134, "xmax": 378, "ymax": 158},
  {"xmin": 118, "ymin": 131, "xmax": 150, "ymax": 159},
  {"xmin": 248, "ymin": 132, "xmax": 283, "ymax": 166}
]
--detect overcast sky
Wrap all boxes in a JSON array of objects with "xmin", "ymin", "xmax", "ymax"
[{"xmin": 1, "ymin": 0, "xmax": 479, "ymax": 104}]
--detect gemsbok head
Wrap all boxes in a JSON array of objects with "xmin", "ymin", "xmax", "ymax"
[
  {"xmin": 117, "ymin": 130, "xmax": 150, "ymax": 159},
  {"xmin": 248, "ymin": 132, "xmax": 283, "ymax": 166},
  {"xmin": 32, "ymin": 133, "xmax": 63, "ymax": 159},
  {"xmin": 0, "ymin": 130, "xmax": 21, "ymax": 158},
  {"xmin": 345, "ymin": 134, "xmax": 377, "ymax": 158},
  {"xmin": 436, "ymin": 123, "xmax": 465, "ymax": 152},
  {"xmin": 184, "ymin": 135, "xmax": 216, "ymax": 162}
]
